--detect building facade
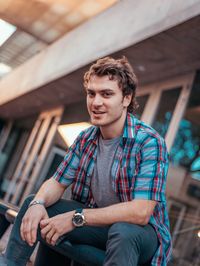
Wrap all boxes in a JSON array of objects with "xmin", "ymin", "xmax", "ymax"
[{"xmin": 0, "ymin": 1, "xmax": 200, "ymax": 265}]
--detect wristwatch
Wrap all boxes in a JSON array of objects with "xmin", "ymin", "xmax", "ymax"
[
  {"xmin": 28, "ymin": 199, "xmax": 45, "ymax": 208},
  {"xmin": 72, "ymin": 208, "xmax": 86, "ymax": 227}
]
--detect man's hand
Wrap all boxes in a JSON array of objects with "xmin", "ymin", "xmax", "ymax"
[
  {"xmin": 20, "ymin": 205, "xmax": 49, "ymax": 246},
  {"xmin": 40, "ymin": 211, "xmax": 75, "ymax": 246}
]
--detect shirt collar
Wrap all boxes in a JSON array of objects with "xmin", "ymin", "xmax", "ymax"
[
  {"xmin": 122, "ymin": 112, "xmax": 137, "ymax": 139},
  {"xmin": 87, "ymin": 126, "xmax": 100, "ymax": 144},
  {"xmin": 87, "ymin": 112, "xmax": 137, "ymax": 143}
]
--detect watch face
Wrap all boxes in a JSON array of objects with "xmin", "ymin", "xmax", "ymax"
[{"xmin": 72, "ymin": 213, "xmax": 84, "ymax": 227}]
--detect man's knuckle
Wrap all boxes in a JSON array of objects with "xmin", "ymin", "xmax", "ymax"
[
  {"xmin": 24, "ymin": 217, "xmax": 30, "ymax": 223},
  {"xmin": 54, "ymin": 237, "xmax": 57, "ymax": 242},
  {"xmin": 54, "ymin": 228, "xmax": 59, "ymax": 234},
  {"xmin": 53, "ymin": 225, "xmax": 57, "ymax": 230}
]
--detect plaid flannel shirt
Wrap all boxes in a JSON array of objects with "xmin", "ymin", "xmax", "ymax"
[{"xmin": 53, "ymin": 113, "xmax": 172, "ymax": 266}]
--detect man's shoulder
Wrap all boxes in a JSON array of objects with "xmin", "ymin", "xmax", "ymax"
[
  {"xmin": 75, "ymin": 125, "xmax": 98, "ymax": 146},
  {"xmin": 79, "ymin": 125, "xmax": 98, "ymax": 139},
  {"xmin": 131, "ymin": 115, "xmax": 166, "ymax": 146},
  {"xmin": 131, "ymin": 117, "xmax": 168, "ymax": 160}
]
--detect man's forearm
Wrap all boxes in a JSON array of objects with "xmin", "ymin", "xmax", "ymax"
[
  {"xmin": 84, "ymin": 200, "xmax": 156, "ymax": 226},
  {"xmin": 33, "ymin": 178, "xmax": 66, "ymax": 207}
]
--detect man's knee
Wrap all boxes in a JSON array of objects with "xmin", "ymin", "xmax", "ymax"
[
  {"xmin": 19, "ymin": 194, "xmax": 35, "ymax": 212},
  {"xmin": 108, "ymin": 222, "xmax": 142, "ymax": 244},
  {"xmin": 23, "ymin": 194, "xmax": 35, "ymax": 204}
]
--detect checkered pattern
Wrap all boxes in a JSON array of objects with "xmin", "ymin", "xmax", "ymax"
[{"xmin": 53, "ymin": 113, "xmax": 172, "ymax": 266}]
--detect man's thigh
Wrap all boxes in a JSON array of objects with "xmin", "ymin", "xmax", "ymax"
[
  {"xmin": 45, "ymin": 199, "xmax": 109, "ymax": 250},
  {"xmin": 107, "ymin": 222, "xmax": 158, "ymax": 264}
]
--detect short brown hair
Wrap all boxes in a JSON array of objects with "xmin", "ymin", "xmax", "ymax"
[{"xmin": 83, "ymin": 56, "xmax": 138, "ymax": 113}]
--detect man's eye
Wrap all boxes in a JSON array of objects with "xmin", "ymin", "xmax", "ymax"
[
  {"xmin": 87, "ymin": 92, "xmax": 95, "ymax": 96},
  {"xmin": 103, "ymin": 93, "xmax": 112, "ymax": 97}
]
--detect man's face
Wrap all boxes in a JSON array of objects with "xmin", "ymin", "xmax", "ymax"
[{"xmin": 86, "ymin": 75, "xmax": 131, "ymax": 128}]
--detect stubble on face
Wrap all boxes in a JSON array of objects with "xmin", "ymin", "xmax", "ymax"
[{"xmin": 86, "ymin": 75, "xmax": 128, "ymax": 135}]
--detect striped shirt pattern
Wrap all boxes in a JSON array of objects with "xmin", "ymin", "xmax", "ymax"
[{"xmin": 53, "ymin": 113, "xmax": 172, "ymax": 266}]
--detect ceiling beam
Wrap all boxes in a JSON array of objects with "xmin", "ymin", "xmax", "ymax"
[{"xmin": 0, "ymin": 0, "xmax": 200, "ymax": 105}]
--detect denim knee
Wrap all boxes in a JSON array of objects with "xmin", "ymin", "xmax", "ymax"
[
  {"xmin": 23, "ymin": 194, "xmax": 35, "ymax": 204},
  {"xmin": 19, "ymin": 194, "xmax": 35, "ymax": 211},
  {"xmin": 108, "ymin": 222, "xmax": 142, "ymax": 245}
]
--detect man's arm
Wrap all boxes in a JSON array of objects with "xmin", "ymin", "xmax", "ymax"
[
  {"xmin": 40, "ymin": 199, "xmax": 157, "ymax": 246},
  {"xmin": 32, "ymin": 177, "xmax": 66, "ymax": 206},
  {"xmin": 20, "ymin": 178, "xmax": 66, "ymax": 246},
  {"xmin": 84, "ymin": 199, "xmax": 157, "ymax": 226}
]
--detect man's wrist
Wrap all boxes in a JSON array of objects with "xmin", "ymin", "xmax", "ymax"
[
  {"xmin": 28, "ymin": 199, "xmax": 45, "ymax": 208},
  {"xmin": 72, "ymin": 208, "xmax": 87, "ymax": 227}
]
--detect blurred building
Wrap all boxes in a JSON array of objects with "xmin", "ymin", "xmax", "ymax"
[{"xmin": 0, "ymin": 1, "xmax": 200, "ymax": 265}]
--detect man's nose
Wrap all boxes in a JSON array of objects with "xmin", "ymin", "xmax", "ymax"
[{"xmin": 93, "ymin": 95, "xmax": 103, "ymax": 106}]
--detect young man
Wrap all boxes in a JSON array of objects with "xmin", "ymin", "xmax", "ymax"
[{"xmin": 1, "ymin": 57, "xmax": 172, "ymax": 265}]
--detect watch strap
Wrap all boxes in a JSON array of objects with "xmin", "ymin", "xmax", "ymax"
[
  {"xmin": 28, "ymin": 199, "xmax": 45, "ymax": 208},
  {"xmin": 75, "ymin": 208, "xmax": 83, "ymax": 214}
]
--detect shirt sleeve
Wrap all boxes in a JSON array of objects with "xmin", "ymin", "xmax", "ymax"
[
  {"xmin": 52, "ymin": 132, "xmax": 83, "ymax": 187},
  {"xmin": 132, "ymin": 136, "xmax": 169, "ymax": 202}
]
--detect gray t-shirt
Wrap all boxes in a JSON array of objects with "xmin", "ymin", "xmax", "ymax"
[{"xmin": 91, "ymin": 135, "xmax": 121, "ymax": 207}]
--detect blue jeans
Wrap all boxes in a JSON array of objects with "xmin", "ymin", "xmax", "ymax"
[{"xmin": 5, "ymin": 195, "xmax": 158, "ymax": 266}]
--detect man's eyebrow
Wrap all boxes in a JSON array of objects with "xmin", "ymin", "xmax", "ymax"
[{"xmin": 86, "ymin": 88, "xmax": 114, "ymax": 92}]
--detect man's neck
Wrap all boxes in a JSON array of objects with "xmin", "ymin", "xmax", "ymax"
[{"xmin": 100, "ymin": 111, "xmax": 127, "ymax": 140}]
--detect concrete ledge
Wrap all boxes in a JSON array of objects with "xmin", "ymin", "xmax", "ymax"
[{"xmin": 0, "ymin": 0, "xmax": 200, "ymax": 105}]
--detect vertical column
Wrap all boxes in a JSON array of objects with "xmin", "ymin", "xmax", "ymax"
[
  {"xmin": 4, "ymin": 107, "xmax": 63, "ymax": 205},
  {"xmin": 0, "ymin": 121, "xmax": 13, "ymax": 152},
  {"xmin": 165, "ymin": 74, "xmax": 195, "ymax": 151},
  {"xmin": 3, "ymin": 119, "xmax": 42, "ymax": 202}
]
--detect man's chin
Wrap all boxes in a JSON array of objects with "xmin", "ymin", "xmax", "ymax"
[
  {"xmin": 91, "ymin": 121, "xmax": 102, "ymax": 126},
  {"xmin": 90, "ymin": 118, "xmax": 104, "ymax": 126}
]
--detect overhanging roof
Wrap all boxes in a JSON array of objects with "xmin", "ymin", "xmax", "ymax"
[{"xmin": 0, "ymin": 0, "xmax": 200, "ymax": 118}]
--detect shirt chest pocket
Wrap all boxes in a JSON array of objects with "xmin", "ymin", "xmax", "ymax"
[
  {"xmin": 115, "ymin": 166, "xmax": 134, "ymax": 201},
  {"xmin": 110, "ymin": 144, "xmax": 138, "ymax": 200},
  {"xmin": 119, "ymin": 166, "xmax": 135, "ymax": 189}
]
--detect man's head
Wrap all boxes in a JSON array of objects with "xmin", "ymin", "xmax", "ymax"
[{"xmin": 83, "ymin": 56, "xmax": 138, "ymax": 113}]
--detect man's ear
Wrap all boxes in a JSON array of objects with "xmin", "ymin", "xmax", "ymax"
[{"xmin": 123, "ymin": 94, "xmax": 132, "ymax": 108}]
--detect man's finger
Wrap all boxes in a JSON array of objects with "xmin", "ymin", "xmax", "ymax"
[
  {"xmin": 40, "ymin": 218, "xmax": 50, "ymax": 228},
  {"xmin": 30, "ymin": 221, "xmax": 39, "ymax": 244},
  {"xmin": 45, "ymin": 228, "xmax": 56, "ymax": 245},
  {"xmin": 22, "ymin": 219, "xmax": 29, "ymax": 243},
  {"xmin": 51, "ymin": 233, "xmax": 60, "ymax": 246},
  {"xmin": 22, "ymin": 220, "xmax": 32, "ymax": 246},
  {"xmin": 41, "ymin": 224, "xmax": 52, "ymax": 239},
  {"xmin": 20, "ymin": 222, "xmax": 25, "ymax": 241},
  {"xmin": 26, "ymin": 221, "xmax": 34, "ymax": 246}
]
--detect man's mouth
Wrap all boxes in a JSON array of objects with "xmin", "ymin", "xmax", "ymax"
[{"xmin": 92, "ymin": 111, "xmax": 106, "ymax": 115}]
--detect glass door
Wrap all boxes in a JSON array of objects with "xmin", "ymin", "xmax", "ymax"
[{"xmin": 137, "ymin": 73, "xmax": 195, "ymax": 152}]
